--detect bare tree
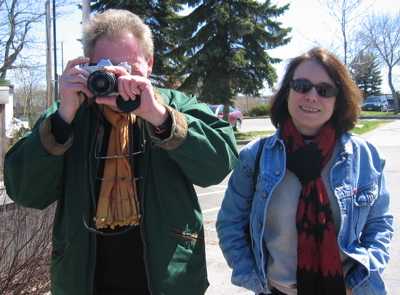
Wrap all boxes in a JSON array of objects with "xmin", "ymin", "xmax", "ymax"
[
  {"xmin": 0, "ymin": 0, "xmax": 47, "ymax": 80},
  {"xmin": 317, "ymin": 0, "xmax": 375, "ymax": 65},
  {"xmin": 0, "ymin": 0, "xmax": 79, "ymax": 85},
  {"xmin": 360, "ymin": 12, "xmax": 400, "ymax": 114},
  {"xmin": 12, "ymin": 65, "xmax": 47, "ymax": 126}
]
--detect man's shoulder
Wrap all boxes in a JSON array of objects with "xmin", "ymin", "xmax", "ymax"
[
  {"xmin": 154, "ymin": 87, "xmax": 198, "ymax": 108},
  {"xmin": 155, "ymin": 87, "xmax": 195, "ymax": 100}
]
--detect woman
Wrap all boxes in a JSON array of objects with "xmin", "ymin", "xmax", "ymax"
[{"xmin": 216, "ymin": 47, "xmax": 393, "ymax": 295}]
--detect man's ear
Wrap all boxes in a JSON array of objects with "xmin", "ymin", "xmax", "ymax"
[{"xmin": 146, "ymin": 57, "xmax": 154, "ymax": 77}]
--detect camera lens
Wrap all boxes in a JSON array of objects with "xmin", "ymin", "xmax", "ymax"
[{"xmin": 87, "ymin": 70, "xmax": 118, "ymax": 97}]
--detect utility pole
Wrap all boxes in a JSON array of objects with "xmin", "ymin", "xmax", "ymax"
[
  {"xmin": 82, "ymin": 0, "xmax": 91, "ymax": 23},
  {"xmin": 53, "ymin": 0, "xmax": 58, "ymax": 102},
  {"xmin": 45, "ymin": 0, "xmax": 53, "ymax": 108}
]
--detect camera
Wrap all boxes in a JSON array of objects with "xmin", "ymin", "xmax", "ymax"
[{"xmin": 79, "ymin": 59, "xmax": 131, "ymax": 97}]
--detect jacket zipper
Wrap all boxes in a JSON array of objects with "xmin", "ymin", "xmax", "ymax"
[{"xmin": 139, "ymin": 121, "xmax": 154, "ymax": 294}]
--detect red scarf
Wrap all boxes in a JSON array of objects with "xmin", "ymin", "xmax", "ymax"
[{"xmin": 281, "ymin": 117, "xmax": 346, "ymax": 295}]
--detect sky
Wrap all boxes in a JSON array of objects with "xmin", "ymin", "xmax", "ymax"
[
  {"xmin": 268, "ymin": 0, "xmax": 400, "ymax": 93},
  {"xmin": 53, "ymin": 0, "xmax": 400, "ymax": 94}
]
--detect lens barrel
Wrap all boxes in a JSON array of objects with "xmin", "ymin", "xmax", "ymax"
[{"xmin": 87, "ymin": 70, "xmax": 118, "ymax": 97}]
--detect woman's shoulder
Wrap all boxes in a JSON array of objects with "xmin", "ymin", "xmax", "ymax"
[
  {"xmin": 340, "ymin": 132, "xmax": 385, "ymax": 160},
  {"xmin": 241, "ymin": 133, "xmax": 281, "ymax": 157}
]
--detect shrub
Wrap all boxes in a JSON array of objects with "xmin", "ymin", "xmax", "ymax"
[
  {"xmin": 0, "ymin": 191, "xmax": 54, "ymax": 294},
  {"xmin": 250, "ymin": 104, "xmax": 269, "ymax": 116},
  {"xmin": 6, "ymin": 125, "xmax": 29, "ymax": 151}
]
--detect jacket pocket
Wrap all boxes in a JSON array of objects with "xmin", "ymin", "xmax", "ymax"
[
  {"xmin": 352, "ymin": 183, "xmax": 378, "ymax": 235},
  {"xmin": 169, "ymin": 227, "xmax": 204, "ymax": 251},
  {"xmin": 353, "ymin": 183, "xmax": 378, "ymax": 206},
  {"xmin": 51, "ymin": 237, "xmax": 72, "ymax": 259}
]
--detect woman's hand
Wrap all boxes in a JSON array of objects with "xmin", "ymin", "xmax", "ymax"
[{"xmin": 345, "ymin": 284, "xmax": 354, "ymax": 295}]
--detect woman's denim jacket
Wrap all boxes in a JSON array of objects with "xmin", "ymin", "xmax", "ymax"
[{"xmin": 216, "ymin": 129, "xmax": 394, "ymax": 295}]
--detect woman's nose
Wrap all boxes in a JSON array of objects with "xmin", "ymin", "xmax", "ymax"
[{"xmin": 306, "ymin": 87, "xmax": 319, "ymax": 101}]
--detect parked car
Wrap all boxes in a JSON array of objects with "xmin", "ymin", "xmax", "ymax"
[
  {"xmin": 387, "ymin": 97, "xmax": 395, "ymax": 111},
  {"xmin": 208, "ymin": 105, "xmax": 243, "ymax": 131},
  {"xmin": 361, "ymin": 96, "xmax": 389, "ymax": 112}
]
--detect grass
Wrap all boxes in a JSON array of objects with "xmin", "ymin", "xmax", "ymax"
[
  {"xmin": 360, "ymin": 110, "xmax": 399, "ymax": 117},
  {"xmin": 353, "ymin": 120, "xmax": 391, "ymax": 135},
  {"xmin": 235, "ymin": 119, "xmax": 392, "ymax": 141},
  {"xmin": 235, "ymin": 130, "xmax": 275, "ymax": 141}
]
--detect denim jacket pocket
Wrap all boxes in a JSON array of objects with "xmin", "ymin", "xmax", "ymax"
[
  {"xmin": 353, "ymin": 183, "xmax": 378, "ymax": 206},
  {"xmin": 352, "ymin": 183, "xmax": 378, "ymax": 235}
]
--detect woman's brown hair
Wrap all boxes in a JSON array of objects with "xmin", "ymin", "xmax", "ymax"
[{"xmin": 269, "ymin": 47, "xmax": 362, "ymax": 137}]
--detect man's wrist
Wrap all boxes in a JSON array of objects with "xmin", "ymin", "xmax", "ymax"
[
  {"xmin": 51, "ymin": 112, "xmax": 73, "ymax": 144},
  {"xmin": 154, "ymin": 114, "xmax": 172, "ymax": 135}
]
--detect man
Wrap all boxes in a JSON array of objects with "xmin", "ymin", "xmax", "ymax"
[{"xmin": 4, "ymin": 9, "xmax": 238, "ymax": 295}]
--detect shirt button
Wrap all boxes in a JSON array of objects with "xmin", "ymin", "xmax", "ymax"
[
  {"xmin": 274, "ymin": 170, "xmax": 281, "ymax": 176},
  {"xmin": 262, "ymin": 191, "xmax": 267, "ymax": 198}
]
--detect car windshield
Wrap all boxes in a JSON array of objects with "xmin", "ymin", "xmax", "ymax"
[
  {"xmin": 208, "ymin": 106, "xmax": 218, "ymax": 113},
  {"xmin": 365, "ymin": 97, "xmax": 381, "ymax": 103}
]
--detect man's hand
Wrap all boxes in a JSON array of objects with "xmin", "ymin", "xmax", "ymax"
[
  {"xmin": 95, "ymin": 65, "xmax": 168, "ymax": 126},
  {"xmin": 58, "ymin": 57, "xmax": 92, "ymax": 124}
]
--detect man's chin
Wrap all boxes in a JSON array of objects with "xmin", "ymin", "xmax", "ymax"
[{"xmin": 95, "ymin": 96, "xmax": 120, "ymax": 112}]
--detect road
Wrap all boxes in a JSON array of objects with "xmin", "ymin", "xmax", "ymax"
[
  {"xmin": 199, "ymin": 118, "xmax": 400, "ymax": 295},
  {"xmin": 240, "ymin": 118, "xmax": 276, "ymax": 132}
]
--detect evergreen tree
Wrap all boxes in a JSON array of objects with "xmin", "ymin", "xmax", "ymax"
[
  {"xmin": 90, "ymin": 0, "xmax": 184, "ymax": 89},
  {"xmin": 349, "ymin": 51, "xmax": 382, "ymax": 99},
  {"xmin": 170, "ymin": 0, "xmax": 291, "ymax": 114}
]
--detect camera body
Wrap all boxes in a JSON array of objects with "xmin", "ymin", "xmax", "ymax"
[{"xmin": 80, "ymin": 59, "xmax": 131, "ymax": 97}]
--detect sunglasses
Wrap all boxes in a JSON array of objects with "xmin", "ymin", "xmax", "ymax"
[{"xmin": 290, "ymin": 79, "xmax": 338, "ymax": 98}]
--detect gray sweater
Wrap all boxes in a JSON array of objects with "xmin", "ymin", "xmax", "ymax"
[{"xmin": 264, "ymin": 142, "xmax": 354, "ymax": 294}]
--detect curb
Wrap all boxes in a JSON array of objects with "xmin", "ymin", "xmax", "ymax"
[
  {"xmin": 236, "ymin": 140, "xmax": 251, "ymax": 145},
  {"xmin": 359, "ymin": 116, "xmax": 400, "ymax": 120}
]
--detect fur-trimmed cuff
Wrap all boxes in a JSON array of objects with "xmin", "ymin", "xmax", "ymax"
[
  {"xmin": 39, "ymin": 116, "xmax": 73, "ymax": 155},
  {"xmin": 146, "ymin": 105, "xmax": 188, "ymax": 150}
]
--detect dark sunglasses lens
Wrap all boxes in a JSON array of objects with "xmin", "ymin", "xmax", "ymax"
[
  {"xmin": 316, "ymin": 86, "xmax": 338, "ymax": 98},
  {"xmin": 291, "ymin": 81, "xmax": 312, "ymax": 93}
]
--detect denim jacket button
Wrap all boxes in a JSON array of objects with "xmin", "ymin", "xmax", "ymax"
[
  {"xmin": 274, "ymin": 170, "xmax": 281, "ymax": 176},
  {"xmin": 258, "ymin": 222, "xmax": 263, "ymax": 228},
  {"xmin": 262, "ymin": 191, "xmax": 267, "ymax": 198}
]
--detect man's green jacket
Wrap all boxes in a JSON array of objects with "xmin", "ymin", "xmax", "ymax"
[{"xmin": 4, "ymin": 88, "xmax": 238, "ymax": 295}]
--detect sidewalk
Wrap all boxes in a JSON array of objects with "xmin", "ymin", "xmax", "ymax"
[
  {"xmin": 204, "ymin": 209, "xmax": 254, "ymax": 294},
  {"xmin": 361, "ymin": 120, "xmax": 400, "ymax": 295}
]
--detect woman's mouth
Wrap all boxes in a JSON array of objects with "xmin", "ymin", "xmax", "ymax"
[{"xmin": 300, "ymin": 106, "xmax": 319, "ymax": 112}]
